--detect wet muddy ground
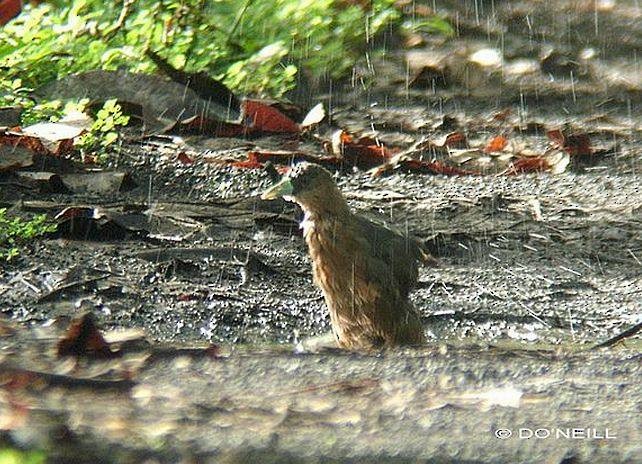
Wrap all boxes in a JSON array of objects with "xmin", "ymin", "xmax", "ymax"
[
  {"xmin": 2, "ymin": 154, "xmax": 640, "ymax": 348},
  {"xmin": 1, "ymin": 0, "xmax": 641, "ymax": 462}
]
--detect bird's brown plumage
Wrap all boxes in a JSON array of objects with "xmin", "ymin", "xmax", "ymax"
[{"xmin": 262, "ymin": 162, "xmax": 426, "ymax": 350}]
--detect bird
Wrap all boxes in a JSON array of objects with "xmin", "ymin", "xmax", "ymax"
[{"xmin": 261, "ymin": 162, "xmax": 430, "ymax": 350}]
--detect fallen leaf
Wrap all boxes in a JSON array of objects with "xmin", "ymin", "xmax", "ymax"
[
  {"xmin": 57, "ymin": 312, "xmax": 121, "ymax": 359},
  {"xmin": 300, "ymin": 103, "xmax": 326, "ymax": 129},
  {"xmin": 547, "ymin": 128, "xmax": 593, "ymax": 157},
  {"xmin": 433, "ymin": 131, "xmax": 468, "ymax": 149},
  {"xmin": 22, "ymin": 111, "xmax": 92, "ymax": 143},
  {"xmin": 0, "ymin": 131, "xmax": 66, "ymax": 156},
  {"xmin": 231, "ymin": 150, "xmax": 290, "ymax": 169},
  {"xmin": 242, "ymin": 99, "xmax": 300, "ymax": 134},
  {"xmin": 492, "ymin": 109, "xmax": 512, "ymax": 122},
  {"xmin": 0, "ymin": 0, "xmax": 21, "ymax": 25},
  {"xmin": 177, "ymin": 152, "xmax": 194, "ymax": 164},
  {"xmin": 328, "ymin": 130, "xmax": 392, "ymax": 167},
  {"xmin": 52, "ymin": 207, "xmax": 144, "ymax": 241},
  {"xmin": 483, "ymin": 135, "xmax": 508, "ymax": 153},
  {"xmin": 373, "ymin": 157, "xmax": 476, "ymax": 177},
  {"xmin": 230, "ymin": 150, "xmax": 338, "ymax": 170}
]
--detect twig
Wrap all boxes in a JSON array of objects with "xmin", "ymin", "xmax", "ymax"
[
  {"xmin": 227, "ymin": 0, "xmax": 255, "ymax": 42},
  {"xmin": 37, "ymin": 274, "xmax": 110, "ymax": 303},
  {"xmin": 592, "ymin": 321, "xmax": 642, "ymax": 349},
  {"xmin": 102, "ymin": 0, "xmax": 136, "ymax": 41}
]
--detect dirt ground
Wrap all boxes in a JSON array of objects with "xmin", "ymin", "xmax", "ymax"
[{"xmin": 1, "ymin": 0, "xmax": 641, "ymax": 462}]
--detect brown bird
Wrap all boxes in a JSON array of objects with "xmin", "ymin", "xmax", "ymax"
[{"xmin": 261, "ymin": 162, "xmax": 428, "ymax": 350}]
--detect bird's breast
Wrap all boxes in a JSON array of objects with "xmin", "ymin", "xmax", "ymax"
[{"xmin": 303, "ymin": 217, "xmax": 376, "ymax": 305}]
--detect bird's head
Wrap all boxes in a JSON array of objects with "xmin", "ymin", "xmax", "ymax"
[{"xmin": 261, "ymin": 163, "xmax": 343, "ymax": 211}]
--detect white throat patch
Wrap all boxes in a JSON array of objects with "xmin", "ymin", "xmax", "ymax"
[{"xmin": 300, "ymin": 210, "xmax": 315, "ymax": 232}]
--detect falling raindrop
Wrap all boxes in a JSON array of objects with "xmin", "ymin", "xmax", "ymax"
[
  {"xmin": 474, "ymin": 0, "xmax": 480, "ymax": 25},
  {"xmin": 404, "ymin": 59, "xmax": 410, "ymax": 100},
  {"xmin": 570, "ymin": 70, "xmax": 576, "ymax": 103}
]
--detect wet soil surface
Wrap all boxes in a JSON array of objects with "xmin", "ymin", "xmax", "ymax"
[
  {"xmin": 1, "ymin": 328, "xmax": 641, "ymax": 463},
  {"xmin": 1, "ymin": 0, "xmax": 641, "ymax": 462}
]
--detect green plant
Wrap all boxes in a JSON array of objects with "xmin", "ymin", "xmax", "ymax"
[
  {"xmin": 75, "ymin": 99, "xmax": 130, "ymax": 161},
  {"xmin": 20, "ymin": 99, "xmax": 65, "ymax": 126},
  {"xmin": 0, "ymin": 0, "xmax": 400, "ymax": 98},
  {"xmin": 0, "ymin": 447, "xmax": 46, "ymax": 464},
  {"xmin": 402, "ymin": 15, "xmax": 455, "ymax": 37},
  {"xmin": 0, "ymin": 78, "xmax": 33, "ymax": 109},
  {"xmin": 0, "ymin": 209, "xmax": 57, "ymax": 262},
  {"xmin": 0, "ymin": 78, "xmax": 65, "ymax": 126}
]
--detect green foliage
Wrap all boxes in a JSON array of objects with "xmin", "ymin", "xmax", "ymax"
[
  {"xmin": 0, "ymin": 447, "xmax": 46, "ymax": 464},
  {"xmin": 0, "ymin": 78, "xmax": 32, "ymax": 109},
  {"xmin": 0, "ymin": 78, "xmax": 65, "ymax": 126},
  {"xmin": 0, "ymin": 80, "xmax": 128, "ymax": 161},
  {"xmin": 0, "ymin": 0, "xmax": 400, "ymax": 98},
  {"xmin": 0, "ymin": 209, "xmax": 57, "ymax": 262},
  {"xmin": 76, "ymin": 99, "xmax": 130, "ymax": 160},
  {"xmin": 402, "ymin": 15, "xmax": 455, "ymax": 37},
  {"xmin": 21, "ymin": 99, "xmax": 65, "ymax": 126}
]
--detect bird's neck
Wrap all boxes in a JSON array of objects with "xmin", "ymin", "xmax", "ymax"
[{"xmin": 297, "ymin": 189, "xmax": 351, "ymax": 221}]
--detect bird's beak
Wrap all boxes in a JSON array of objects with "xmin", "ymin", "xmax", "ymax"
[{"xmin": 261, "ymin": 178, "xmax": 294, "ymax": 200}]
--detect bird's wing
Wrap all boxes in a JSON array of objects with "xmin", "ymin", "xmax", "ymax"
[{"xmin": 353, "ymin": 215, "xmax": 422, "ymax": 297}]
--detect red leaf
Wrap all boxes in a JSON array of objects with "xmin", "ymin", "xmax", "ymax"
[
  {"xmin": 443, "ymin": 131, "xmax": 468, "ymax": 148},
  {"xmin": 547, "ymin": 128, "xmax": 593, "ymax": 156},
  {"xmin": 231, "ymin": 151, "xmax": 293, "ymax": 169},
  {"xmin": 177, "ymin": 152, "xmax": 194, "ymax": 164},
  {"xmin": 242, "ymin": 99, "xmax": 300, "ymax": 134},
  {"xmin": 546, "ymin": 129, "xmax": 565, "ymax": 146},
  {"xmin": 230, "ymin": 150, "xmax": 342, "ymax": 170},
  {"xmin": 404, "ymin": 159, "xmax": 476, "ymax": 175},
  {"xmin": 330, "ymin": 130, "xmax": 393, "ymax": 168},
  {"xmin": 57, "ymin": 312, "xmax": 121, "ymax": 359},
  {"xmin": 483, "ymin": 135, "xmax": 508, "ymax": 153},
  {"xmin": 1, "ymin": 133, "xmax": 49, "ymax": 155},
  {"xmin": 374, "ymin": 158, "xmax": 477, "ymax": 177},
  {"xmin": 176, "ymin": 100, "xmax": 301, "ymax": 136},
  {"xmin": 0, "ymin": 131, "xmax": 76, "ymax": 156},
  {"xmin": 492, "ymin": 108, "xmax": 512, "ymax": 121},
  {"xmin": 0, "ymin": 0, "xmax": 21, "ymax": 26}
]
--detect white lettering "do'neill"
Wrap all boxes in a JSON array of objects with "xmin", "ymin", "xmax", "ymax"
[{"xmin": 519, "ymin": 428, "xmax": 616, "ymax": 439}]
